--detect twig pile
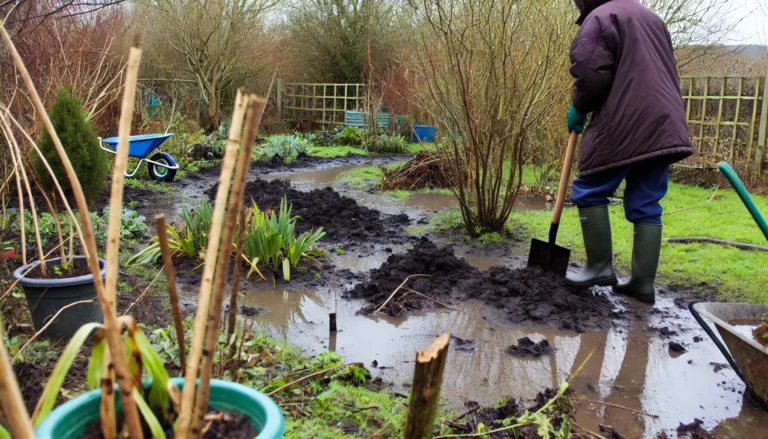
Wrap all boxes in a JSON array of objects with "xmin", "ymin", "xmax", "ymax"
[{"xmin": 381, "ymin": 151, "xmax": 454, "ymax": 191}]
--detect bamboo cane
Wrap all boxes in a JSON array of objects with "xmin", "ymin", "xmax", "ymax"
[
  {"xmin": 226, "ymin": 209, "xmax": 248, "ymax": 357},
  {"xmin": 176, "ymin": 89, "xmax": 249, "ymax": 439},
  {"xmin": 0, "ymin": 27, "xmax": 145, "ymax": 438},
  {"xmin": 3, "ymin": 121, "xmax": 44, "ymax": 273},
  {"xmin": 191, "ymin": 96, "xmax": 266, "ymax": 436},
  {"xmin": 0, "ymin": 319, "xmax": 35, "ymax": 438},
  {"xmin": 0, "ymin": 104, "xmax": 86, "ymax": 253},
  {"xmin": 25, "ymin": 163, "xmax": 65, "ymax": 262},
  {"xmin": 7, "ymin": 126, "xmax": 26, "ymax": 265},
  {"xmin": 100, "ymin": 342, "xmax": 116, "ymax": 439},
  {"xmin": 98, "ymin": 45, "xmax": 145, "ymax": 438},
  {"xmin": 155, "ymin": 214, "xmax": 186, "ymax": 372}
]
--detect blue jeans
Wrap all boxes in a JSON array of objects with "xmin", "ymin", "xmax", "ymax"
[{"xmin": 570, "ymin": 158, "xmax": 670, "ymax": 224}]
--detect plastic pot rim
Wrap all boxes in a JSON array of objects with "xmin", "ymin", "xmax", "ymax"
[{"xmin": 12, "ymin": 256, "xmax": 106, "ymax": 288}]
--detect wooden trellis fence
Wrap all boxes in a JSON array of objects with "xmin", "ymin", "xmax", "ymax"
[
  {"xmin": 277, "ymin": 81, "xmax": 365, "ymax": 126},
  {"xmin": 680, "ymin": 75, "xmax": 768, "ymax": 175}
]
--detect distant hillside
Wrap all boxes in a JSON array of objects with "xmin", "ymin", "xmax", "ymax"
[
  {"xmin": 677, "ymin": 44, "xmax": 767, "ymax": 76},
  {"xmin": 730, "ymin": 45, "xmax": 767, "ymax": 60}
]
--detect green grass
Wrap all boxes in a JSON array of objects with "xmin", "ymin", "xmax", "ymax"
[
  {"xmin": 406, "ymin": 142, "xmax": 436, "ymax": 154},
  {"xmin": 309, "ymin": 145, "xmax": 369, "ymax": 158},
  {"xmin": 336, "ymin": 165, "xmax": 384, "ymax": 189},
  {"xmin": 432, "ymin": 182, "xmax": 768, "ymax": 302},
  {"xmin": 385, "ymin": 189, "xmax": 410, "ymax": 199},
  {"xmin": 124, "ymin": 177, "xmax": 175, "ymax": 194}
]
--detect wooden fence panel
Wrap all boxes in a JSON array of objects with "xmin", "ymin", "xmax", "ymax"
[
  {"xmin": 281, "ymin": 82, "xmax": 364, "ymax": 126},
  {"xmin": 680, "ymin": 75, "xmax": 766, "ymax": 173}
]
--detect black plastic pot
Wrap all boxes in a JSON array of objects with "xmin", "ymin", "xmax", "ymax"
[{"xmin": 13, "ymin": 256, "xmax": 105, "ymax": 339}]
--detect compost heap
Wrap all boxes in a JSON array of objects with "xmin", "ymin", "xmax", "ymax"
[
  {"xmin": 205, "ymin": 178, "xmax": 409, "ymax": 244},
  {"xmin": 346, "ymin": 237, "xmax": 616, "ymax": 331},
  {"xmin": 381, "ymin": 151, "xmax": 454, "ymax": 191}
]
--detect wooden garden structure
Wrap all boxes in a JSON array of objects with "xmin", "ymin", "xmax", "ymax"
[
  {"xmin": 277, "ymin": 80, "xmax": 366, "ymax": 126},
  {"xmin": 680, "ymin": 74, "xmax": 768, "ymax": 176}
]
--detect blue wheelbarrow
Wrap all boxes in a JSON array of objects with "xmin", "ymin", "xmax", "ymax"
[{"xmin": 98, "ymin": 133, "xmax": 179, "ymax": 182}]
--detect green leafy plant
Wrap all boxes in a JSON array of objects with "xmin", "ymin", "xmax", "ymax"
[
  {"xmin": 126, "ymin": 199, "xmax": 212, "ymax": 265},
  {"xmin": 371, "ymin": 134, "xmax": 408, "ymax": 154},
  {"xmin": 33, "ymin": 88, "xmax": 108, "ymax": 206},
  {"xmin": 334, "ymin": 127, "xmax": 366, "ymax": 147},
  {"xmin": 242, "ymin": 197, "xmax": 325, "ymax": 281},
  {"xmin": 259, "ymin": 134, "xmax": 312, "ymax": 163}
]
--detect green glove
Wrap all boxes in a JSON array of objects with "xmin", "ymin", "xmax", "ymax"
[{"xmin": 566, "ymin": 104, "xmax": 588, "ymax": 134}]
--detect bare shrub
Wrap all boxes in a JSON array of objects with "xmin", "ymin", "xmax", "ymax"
[{"xmin": 406, "ymin": 0, "xmax": 569, "ymax": 235}]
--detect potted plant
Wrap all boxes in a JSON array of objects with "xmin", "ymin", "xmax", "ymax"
[
  {"xmin": 13, "ymin": 255, "xmax": 105, "ymax": 339},
  {"xmin": 35, "ymin": 378, "xmax": 285, "ymax": 438}
]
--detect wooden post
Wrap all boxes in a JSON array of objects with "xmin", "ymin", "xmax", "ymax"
[
  {"xmin": 756, "ymin": 73, "xmax": 768, "ymax": 177},
  {"xmin": 404, "ymin": 333, "xmax": 450, "ymax": 439},
  {"xmin": 276, "ymin": 78, "xmax": 284, "ymax": 121},
  {"xmin": 155, "ymin": 214, "xmax": 186, "ymax": 372},
  {"xmin": 329, "ymin": 313, "xmax": 337, "ymax": 333}
]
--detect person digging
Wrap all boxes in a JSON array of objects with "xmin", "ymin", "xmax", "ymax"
[{"xmin": 564, "ymin": 0, "xmax": 692, "ymax": 303}]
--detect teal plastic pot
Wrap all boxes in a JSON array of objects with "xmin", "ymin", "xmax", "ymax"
[
  {"xmin": 35, "ymin": 378, "xmax": 285, "ymax": 438},
  {"xmin": 13, "ymin": 256, "xmax": 105, "ymax": 339}
]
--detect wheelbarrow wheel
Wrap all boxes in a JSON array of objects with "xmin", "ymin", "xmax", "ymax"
[{"xmin": 148, "ymin": 152, "xmax": 177, "ymax": 182}]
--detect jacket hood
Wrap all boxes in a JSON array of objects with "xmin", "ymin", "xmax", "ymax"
[{"xmin": 575, "ymin": 0, "xmax": 613, "ymax": 25}]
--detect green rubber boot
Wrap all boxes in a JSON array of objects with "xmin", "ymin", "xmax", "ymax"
[
  {"xmin": 613, "ymin": 223, "xmax": 662, "ymax": 304},
  {"xmin": 565, "ymin": 206, "xmax": 618, "ymax": 288}
]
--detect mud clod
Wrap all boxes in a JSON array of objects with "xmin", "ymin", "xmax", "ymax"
[
  {"xmin": 505, "ymin": 337, "xmax": 555, "ymax": 357},
  {"xmin": 676, "ymin": 418, "xmax": 712, "ymax": 438},
  {"xmin": 710, "ymin": 362, "xmax": 730, "ymax": 373},
  {"xmin": 450, "ymin": 335, "xmax": 475, "ymax": 352},
  {"xmin": 669, "ymin": 341, "xmax": 687, "ymax": 353}
]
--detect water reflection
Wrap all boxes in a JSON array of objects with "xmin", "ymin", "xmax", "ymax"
[{"xmin": 236, "ymin": 283, "xmax": 768, "ymax": 437}]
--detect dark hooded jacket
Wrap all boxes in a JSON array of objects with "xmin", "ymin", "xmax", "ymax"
[{"xmin": 570, "ymin": 0, "xmax": 692, "ymax": 176}]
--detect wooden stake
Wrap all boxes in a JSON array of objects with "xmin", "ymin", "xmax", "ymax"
[
  {"xmin": 191, "ymin": 96, "xmax": 267, "ymax": 436},
  {"xmin": 404, "ymin": 333, "xmax": 450, "ymax": 439},
  {"xmin": 156, "ymin": 214, "xmax": 186, "ymax": 373},
  {"xmin": 176, "ymin": 89, "xmax": 249, "ymax": 439},
  {"xmin": 0, "ymin": 320, "xmax": 35, "ymax": 438},
  {"xmin": 226, "ymin": 209, "xmax": 248, "ymax": 365},
  {"xmin": 0, "ymin": 27, "xmax": 145, "ymax": 438},
  {"xmin": 329, "ymin": 313, "xmax": 337, "ymax": 333}
]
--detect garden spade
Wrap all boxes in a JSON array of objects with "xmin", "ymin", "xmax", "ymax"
[{"xmin": 527, "ymin": 131, "xmax": 578, "ymax": 277}]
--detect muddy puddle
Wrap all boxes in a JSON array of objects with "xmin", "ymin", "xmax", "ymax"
[{"xmin": 226, "ymin": 283, "xmax": 768, "ymax": 438}]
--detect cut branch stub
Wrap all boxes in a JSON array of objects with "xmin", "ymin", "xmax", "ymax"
[{"xmin": 404, "ymin": 332, "xmax": 450, "ymax": 439}]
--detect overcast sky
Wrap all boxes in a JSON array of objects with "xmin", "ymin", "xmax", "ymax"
[{"xmin": 732, "ymin": 0, "xmax": 767, "ymax": 45}]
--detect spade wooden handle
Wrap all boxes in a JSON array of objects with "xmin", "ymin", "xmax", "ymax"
[{"xmin": 552, "ymin": 131, "xmax": 578, "ymax": 225}]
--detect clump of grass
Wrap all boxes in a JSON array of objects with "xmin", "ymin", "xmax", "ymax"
[
  {"xmin": 336, "ymin": 165, "xmax": 383, "ymax": 189},
  {"xmin": 258, "ymin": 134, "xmax": 312, "ymax": 162}
]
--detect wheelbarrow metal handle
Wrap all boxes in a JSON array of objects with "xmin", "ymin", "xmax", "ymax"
[{"xmin": 688, "ymin": 300, "xmax": 747, "ymax": 385}]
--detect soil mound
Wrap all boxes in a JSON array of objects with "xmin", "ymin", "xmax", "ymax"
[
  {"xmin": 206, "ymin": 178, "xmax": 409, "ymax": 245},
  {"xmin": 345, "ymin": 237, "xmax": 474, "ymax": 315},
  {"xmin": 348, "ymin": 238, "xmax": 618, "ymax": 331},
  {"xmin": 465, "ymin": 266, "xmax": 616, "ymax": 332},
  {"xmin": 381, "ymin": 151, "xmax": 454, "ymax": 190},
  {"xmin": 505, "ymin": 337, "xmax": 555, "ymax": 357}
]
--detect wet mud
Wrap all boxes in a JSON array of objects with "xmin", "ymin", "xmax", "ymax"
[
  {"xmin": 347, "ymin": 237, "xmax": 618, "ymax": 331},
  {"xmin": 506, "ymin": 337, "xmax": 556, "ymax": 358},
  {"xmin": 206, "ymin": 177, "xmax": 410, "ymax": 246}
]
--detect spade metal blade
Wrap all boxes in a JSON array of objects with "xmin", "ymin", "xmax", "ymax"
[{"xmin": 527, "ymin": 237, "xmax": 570, "ymax": 278}]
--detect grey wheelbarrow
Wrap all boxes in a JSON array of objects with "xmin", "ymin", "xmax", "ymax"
[{"xmin": 689, "ymin": 162, "xmax": 768, "ymax": 406}]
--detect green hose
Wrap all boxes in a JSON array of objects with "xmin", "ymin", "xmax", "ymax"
[{"xmin": 718, "ymin": 162, "xmax": 768, "ymax": 243}]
